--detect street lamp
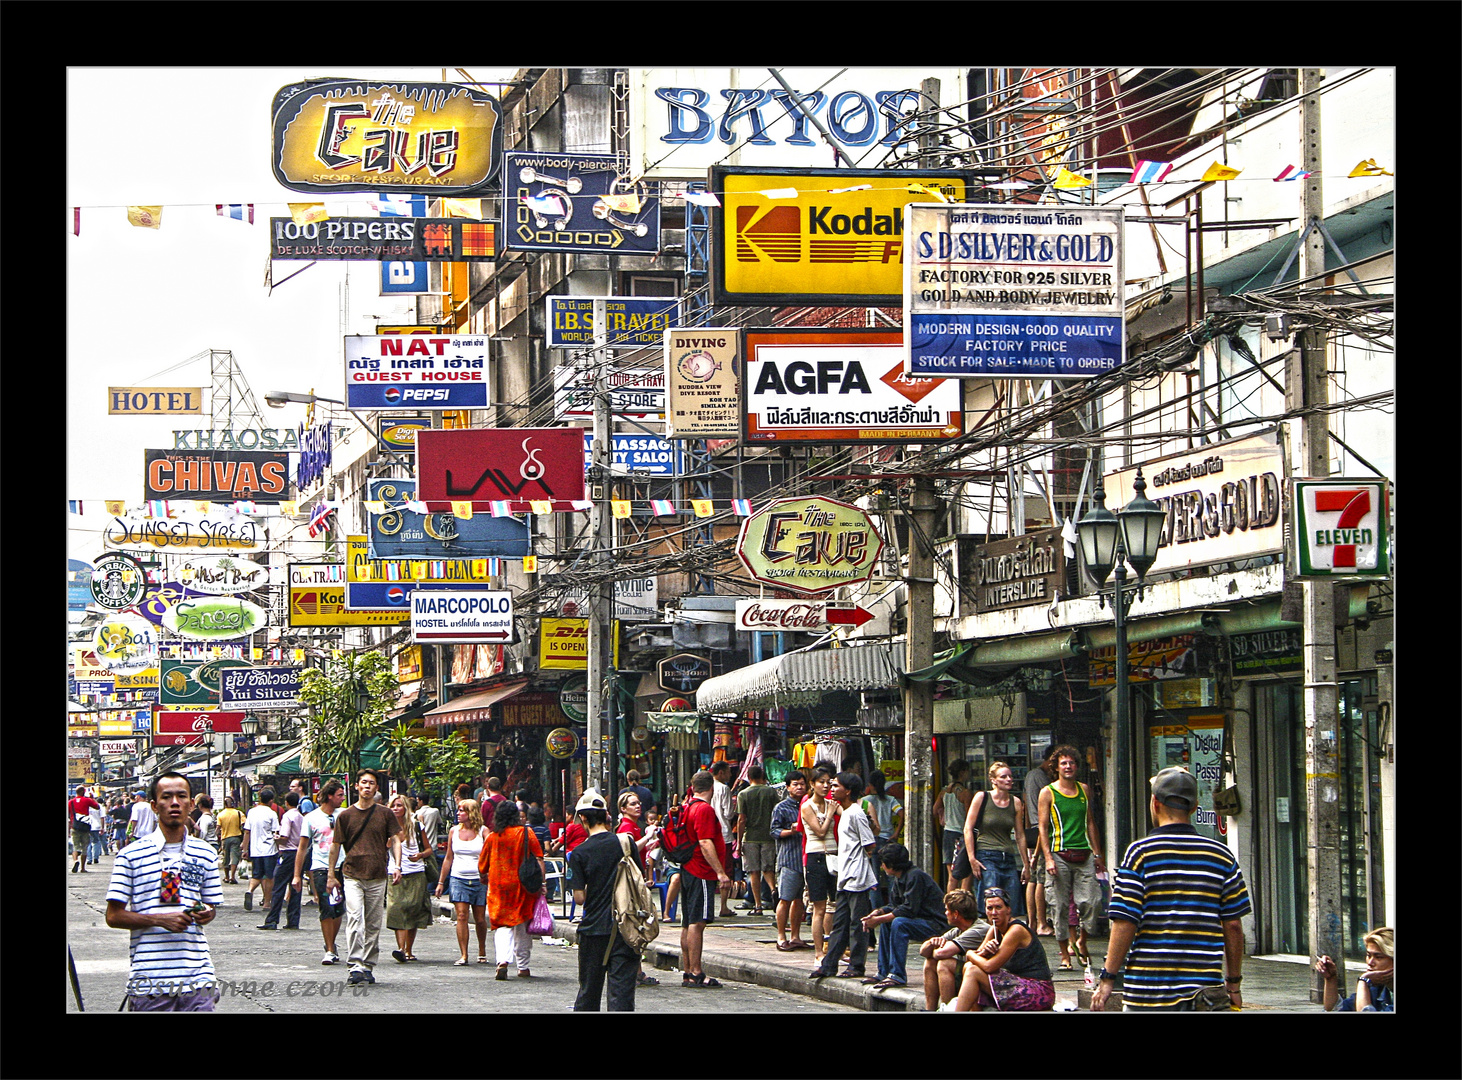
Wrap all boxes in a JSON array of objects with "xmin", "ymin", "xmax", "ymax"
[
  {"xmin": 265, "ymin": 390, "xmax": 344, "ymax": 408},
  {"xmin": 1076, "ymin": 468, "xmax": 1166, "ymax": 859},
  {"xmin": 201, "ymin": 718, "xmax": 216, "ymax": 805}
]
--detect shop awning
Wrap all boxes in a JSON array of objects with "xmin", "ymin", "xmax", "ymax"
[
  {"xmin": 423, "ymin": 679, "xmax": 530, "ymax": 727},
  {"xmin": 695, "ymin": 644, "xmax": 904, "ymax": 714}
]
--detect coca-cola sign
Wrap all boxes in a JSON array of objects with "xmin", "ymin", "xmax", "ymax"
[
  {"xmin": 152, "ymin": 708, "xmax": 247, "ymax": 736},
  {"xmin": 734, "ymin": 599, "xmax": 830, "ymax": 633}
]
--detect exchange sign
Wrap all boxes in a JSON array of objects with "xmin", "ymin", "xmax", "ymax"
[
  {"xmin": 904, "ymin": 203, "xmax": 1124, "ymax": 378},
  {"xmin": 737, "ymin": 496, "xmax": 885, "ymax": 596}
]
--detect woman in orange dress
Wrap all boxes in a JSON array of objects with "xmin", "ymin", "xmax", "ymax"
[{"xmin": 479, "ymin": 798, "xmax": 546, "ymax": 980}]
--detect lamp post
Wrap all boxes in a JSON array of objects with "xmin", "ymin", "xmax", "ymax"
[
  {"xmin": 202, "ymin": 718, "xmax": 215, "ymax": 803},
  {"xmin": 1076, "ymin": 468, "xmax": 1166, "ymax": 859}
]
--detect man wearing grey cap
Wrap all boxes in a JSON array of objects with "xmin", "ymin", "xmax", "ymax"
[{"xmin": 1091, "ymin": 766, "xmax": 1251, "ymax": 1011}]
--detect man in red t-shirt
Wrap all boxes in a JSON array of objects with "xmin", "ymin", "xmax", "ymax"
[
  {"xmin": 678, "ymin": 770, "xmax": 730, "ymax": 988},
  {"xmin": 68, "ymin": 786, "xmax": 101, "ymax": 874}
]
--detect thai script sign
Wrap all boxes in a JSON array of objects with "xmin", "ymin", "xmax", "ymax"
[
  {"xmin": 743, "ymin": 327, "xmax": 963, "ymax": 443},
  {"xmin": 270, "ymin": 216, "xmax": 496, "ymax": 261},
  {"xmin": 110, "ymin": 388, "xmax": 204, "ymax": 415},
  {"xmin": 1290, "ymin": 479, "xmax": 1391, "ymax": 578},
  {"xmin": 221, "ymin": 666, "xmax": 304, "ymax": 710},
  {"xmin": 905, "ymin": 203, "xmax": 1125, "ymax": 378},
  {"xmin": 144, "ymin": 450, "xmax": 290, "ymax": 503},
  {"xmin": 271, "ymin": 80, "xmax": 502, "ymax": 195},
  {"xmin": 665, "ymin": 328, "xmax": 740, "ymax": 437},
  {"xmin": 713, "ymin": 166, "xmax": 976, "ymax": 306},
  {"xmin": 504, "ymin": 151, "xmax": 660, "ymax": 255},
  {"xmin": 1105, "ymin": 431, "xmax": 1286, "ymax": 576},
  {"xmin": 973, "ymin": 527, "xmax": 1066, "ymax": 614},
  {"xmin": 737, "ymin": 496, "xmax": 885, "ymax": 596},
  {"xmin": 344, "ymin": 334, "xmax": 488, "ymax": 411},
  {"xmin": 416, "ymin": 428, "xmax": 587, "ymax": 511}
]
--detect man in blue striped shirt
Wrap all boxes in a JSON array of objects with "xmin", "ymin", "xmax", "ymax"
[
  {"xmin": 1091, "ymin": 767, "xmax": 1250, "ymax": 1011},
  {"xmin": 105, "ymin": 771, "xmax": 224, "ymax": 1011}
]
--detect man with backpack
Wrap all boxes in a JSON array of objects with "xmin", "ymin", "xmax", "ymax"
[
  {"xmin": 569, "ymin": 789, "xmax": 642, "ymax": 1011},
  {"xmin": 662, "ymin": 770, "xmax": 730, "ymax": 988}
]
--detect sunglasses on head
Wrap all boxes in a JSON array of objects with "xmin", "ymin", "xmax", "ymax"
[{"xmin": 983, "ymin": 887, "xmax": 1009, "ymax": 902}]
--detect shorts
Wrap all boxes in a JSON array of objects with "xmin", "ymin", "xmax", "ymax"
[
  {"xmin": 804, "ymin": 852, "xmax": 834, "ymax": 904},
  {"xmin": 72, "ymin": 827, "xmax": 92, "ymax": 852},
  {"xmin": 449, "ymin": 876, "xmax": 487, "ymax": 907},
  {"xmin": 984, "ymin": 968, "xmax": 1056, "ymax": 1012},
  {"xmin": 778, "ymin": 865, "xmax": 805, "ymax": 903},
  {"xmin": 943, "ymin": 830, "xmax": 965, "ymax": 865},
  {"xmin": 741, "ymin": 840, "xmax": 775, "ymax": 875},
  {"xmin": 679, "ymin": 873, "xmax": 718, "ymax": 927},
  {"xmin": 221, "ymin": 836, "xmax": 242, "ymax": 867},
  {"xmin": 312, "ymin": 868, "xmax": 345, "ymax": 920},
  {"xmin": 250, "ymin": 853, "xmax": 278, "ymax": 880}
]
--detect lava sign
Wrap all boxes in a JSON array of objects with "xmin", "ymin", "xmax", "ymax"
[{"xmin": 904, "ymin": 203, "xmax": 1124, "ymax": 379}]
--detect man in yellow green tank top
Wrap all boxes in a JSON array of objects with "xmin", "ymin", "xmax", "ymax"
[{"xmin": 1037, "ymin": 745, "xmax": 1106, "ymax": 972}]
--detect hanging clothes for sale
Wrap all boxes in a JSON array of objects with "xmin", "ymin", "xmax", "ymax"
[
  {"xmin": 734, "ymin": 733, "xmax": 764, "ymax": 786},
  {"xmin": 793, "ymin": 742, "xmax": 818, "ymax": 769},
  {"xmin": 814, "ymin": 737, "xmax": 845, "ymax": 773}
]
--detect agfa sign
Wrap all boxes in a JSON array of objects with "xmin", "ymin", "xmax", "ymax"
[{"xmin": 737, "ymin": 496, "xmax": 885, "ymax": 596}]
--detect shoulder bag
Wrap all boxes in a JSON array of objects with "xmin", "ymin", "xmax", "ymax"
[
  {"xmin": 951, "ymin": 791, "xmax": 988, "ymax": 880},
  {"xmin": 518, "ymin": 826, "xmax": 544, "ymax": 893}
]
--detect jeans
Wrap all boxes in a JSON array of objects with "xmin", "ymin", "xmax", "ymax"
[
  {"xmin": 343, "ymin": 877, "xmax": 388, "ymax": 972},
  {"xmin": 816, "ymin": 887, "xmax": 876, "ymax": 975},
  {"xmin": 972, "ymin": 849, "xmax": 1024, "ymax": 918},
  {"xmin": 87, "ymin": 830, "xmax": 105, "ymax": 862},
  {"xmin": 262, "ymin": 848, "xmax": 302, "ymax": 928},
  {"xmin": 575, "ymin": 933, "xmax": 638, "ymax": 1011},
  {"xmin": 875, "ymin": 915, "xmax": 945, "ymax": 983}
]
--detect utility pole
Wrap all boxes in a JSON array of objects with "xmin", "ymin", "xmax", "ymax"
[
  {"xmin": 1291, "ymin": 68, "xmax": 1344, "ymax": 1000},
  {"xmin": 903, "ymin": 76, "xmax": 943, "ymax": 876},
  {"xmin": 587, "ymin": 299, "xmax": 615, "ymax": 798}
]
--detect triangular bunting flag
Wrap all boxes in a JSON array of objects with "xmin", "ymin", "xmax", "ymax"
[
  {"xmin": 523, "ymin": 555, "xmax": 538, "ymax": 573},
  {"xmin": 69, "ymin": 500, "xmax": 83, "ymax": 515},
  {"xmin": 411, "ymin": 563, "xmax": 427, "ymax": 580},
  {"xmin": 74, "ymin": 208, "xmax": 81, "ymax": 236},
  {"xmin": 680, "ymin": 191, "xmax": 721, "ymax": 207},
  {"xmin": 491, "ymin": 501, "xmax": 512, "ymax": 518},
  {"xmin": 756, "ymin": 188, "xmax": 799, "ymax": 200},
  {"xmin": 529, "ymin": 500, "xmax": 552, "ymax": 515},
  {"xmin": 650, "ymin": 499, "xmax": 675, "ymax": 517},
  {"xmin": 907, "ymin": 182, "xmax": 950, "ymax": 201},
  {"xmin": 570, "ymin": 500, "xmax": 593, "ymax": 512},
  {"xmin": 443, "ymin": 198, "xmax": 483, "ymax": 219},
  {"xmin": 289, "ymin": 203, "xmax": 330, "ymax": 226},
  {"xmin": 692, "ymin": 499, "xmax": 714, "ymax": 518},
  {"xmin": 1051, "ymin": 168, "xmax": 1092, "ymax": 189},
  {"xmin": 452, "ymin": 501, "xmax": 473, "ymax": 519},
  {"xmin": 1272, "ymin": 165, "xmax": 1312, "ymax": 182},
  {"xmin": 127, "ymin": 206, "xmax": 163, "ymax": 229},
  {"xmin": 279, "ymin": 501, "xmax": 297, "ymax": 518},
  {"xmin": 1200, "ymin": 161, "xmax": 1243, "ymax": 182},
  {"xmin": 597, "ymin": 193, "xmax": 642, "ymax": 214},
  {"xmin": 612, "ymin": 500, "xmax": 632, "ymax": 519},
  {"xmin": 1348, "ymin": 158, "xmax": 1393, "ymax": 177},
  {"xmin": 106, "ymin": 500, "xmax": 126, "ymax": 516}
]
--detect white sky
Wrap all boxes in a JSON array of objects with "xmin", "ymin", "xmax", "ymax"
[{"xmin": 66, "ymin": 66, "xmax": 518, "ymax": 564}]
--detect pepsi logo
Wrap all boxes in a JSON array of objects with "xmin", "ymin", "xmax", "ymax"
[
  {"xmin": 384, "ymin": 387, "xmax": 402, "ymax": 404},
  {"xmin": 386, "ymin": 586, "xmax": 407, "ymax": 605}
]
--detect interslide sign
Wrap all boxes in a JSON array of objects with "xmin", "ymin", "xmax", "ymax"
[
  {"xmin": 410, "ymin": 590, "xmax": 515, "ymax": 644},
  {"xmin": 904, "ymin": 203, "xmax": 1124, "ymax": 378}
]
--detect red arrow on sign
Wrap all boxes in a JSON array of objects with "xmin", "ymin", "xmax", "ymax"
[{"xmin": 825, "ymin": 605, "xmax": 874, "ymax": 628}]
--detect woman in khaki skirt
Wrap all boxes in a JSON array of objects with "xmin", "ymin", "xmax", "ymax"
[{"xmin": 386, "ymin": 794, "xmax": 433, "ymax": 962}]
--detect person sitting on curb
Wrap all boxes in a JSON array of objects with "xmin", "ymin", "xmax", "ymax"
[
  {"xmin": 1316, "ymin": 927, "xmax": 1394, "ymax": 1011},
  {"xmin": 954, "ymin": 886, "xmax": 1055, "ymax": 1011},
  {"xmin": 860, "ymin": 842, "xmax": 947, "ymax": 989},
  {"xmin": 920, "ymin": 889, "xmax": 989, "ymax": 1012}
]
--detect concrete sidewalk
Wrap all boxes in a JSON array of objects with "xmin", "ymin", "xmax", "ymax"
[{"xmin": 547, "ymin": 905, "xmax": 1325, "ymax": 1012}]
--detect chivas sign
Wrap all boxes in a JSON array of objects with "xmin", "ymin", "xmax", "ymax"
[
  {"xmin": 416, "ymin": 428, "xmax": 587, "ymax": 511},
  {"xmin": 144, "ymin": 450, "xmax": 290, "ymax": 502},
  {"xmin": 737, "ymin": 496, "xmax": 885, "ymax": 596}
]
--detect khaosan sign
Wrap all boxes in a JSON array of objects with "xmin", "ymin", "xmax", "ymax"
[
  {"xmin": 711, "ymin": 166, "xmax": 978, "ymax": 307},
  {"xmin": 410, "ymin": 590, "xmax": 515, "ymax": 644},
  {"xmin": 904, "ymin": 202, "xmax": 1125, "ymax": 378},
  {"xmin": 344, "ymin": 334, "xmax": 488, "ymax": 411},
  {"xmin": 664, "ymin": 328, "xmax": 740, "ymax": 438},
  {"xmin": 504, "ymin": 151, "xmax": 660, "ymax": 255},
  {"xmin": 742, "ymin": 327, "xmax": 963, "ymax": 444},
  {"xmin": 737, "ymin": 496, "xmax": 885, "ymax": 596},
  {"xmin": 416, "ymin": 428, "xmax": 587, "ymax": 511},
  {"xmin": 368, "ymin": 479, "xmax": 531, "ymax": 559},
  {"xmin": 271, "ymin": 80, "xmax": 502, "ymax": 195}
]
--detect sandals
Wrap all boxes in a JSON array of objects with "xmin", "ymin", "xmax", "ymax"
[
  {"xmin": 1074, "ymin": 946, "xmax": 1091, "ymax": 968},
  {"xmin": 636, "ymin": 973, "xmax": 660, "ymax": 986},
  {"xmin": 682, "ymin": 972, "xmax": 721, "ymax": 988},
  {"xmin": 516, "ymin": 969, "xmax": 531, "ymax": 979},
  {"xmin": 477, "ymin": 956, "xmax": 490, "ymax": 964},
  {"xmin": 1058, "ymin": 958, "xmax": 1073, "ymax": 971},
  {"xmin": 392, "ymin": 949, "xmax": 409, "ymax": 964},
  {"xmin": 873, "ymin": 978, "xmax": 906, "ymax": 990},
  {"xmin": 454, "ymin": 957, "xmax": 469, "ymax": 966}
]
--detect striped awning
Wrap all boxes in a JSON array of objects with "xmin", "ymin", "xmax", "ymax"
[{"xmin": 694, "ymin": 644, "xmax": 904, "ymax": 714}]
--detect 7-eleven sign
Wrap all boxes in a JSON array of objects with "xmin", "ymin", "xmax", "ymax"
[{"xmin": 1291, "ymin": 479, "xmax": 1391, "ymax": 577}]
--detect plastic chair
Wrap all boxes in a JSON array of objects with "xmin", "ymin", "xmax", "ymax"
[{"xmin": 649, "ymin": 877, "xmax": 670, "ymax": 915}]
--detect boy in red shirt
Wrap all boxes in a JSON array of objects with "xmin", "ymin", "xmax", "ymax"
[
  {"xmin": 677, "ymin": 770, "xmax": 730, "ymax": 988},
  {"xmin": 69, "ymin": 786, "xmax": 101, "ymax": 873}
]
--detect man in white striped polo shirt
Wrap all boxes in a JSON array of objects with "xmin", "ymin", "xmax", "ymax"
[{"xmin": 105, "ymin": 771, "xmax": 224, "ymax": 1011}]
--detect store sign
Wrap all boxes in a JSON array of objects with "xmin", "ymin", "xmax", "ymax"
[
  {"xmin": 1229, "ymin": 627, "xmax": 1303, "ymax": 676},
  {"xmin": 545, "ymin": 727, "xmax": 580, "ymax": 759},
  {"xmin": 630, "ymin": 68, "xmax": 967, "ymax": 180},
  {"xmin": 344, "ymin": 334, "xmax": 488, "ymax": 411},
  {"xmin": 367, "ymin": 479, "xmax": 530, "ymax": 559},
  {"xmin": 144, "ymin": 450, "xmax": 290, "ymax": 502},
  {"xmin": 194, "ymin": 658, "xmax": 253, "ymax": 695},
  {"xmin": 743, "ymin": 328, "xmax": 963, "ymax": 444},
  {"xmin": 69, "ymin": 559, "xmax": 94, "ymax": 611},
  {"xmin": 737, "ymin": 496, "xmax": 885, "ymax": 596},
  {"xmin": 90, "ymin": 552, "xmax": 148, "ymax": 612},
  {"xmin": 973, "ymin": 527, "xmax": 1066, "ymax": 614},
  {"xmin": 904, "ymin": 202, "xmax": 1125, "ymax": 378},
  {"xmin": 583, "ymin": 433, "xmax": 679, "ymax": 478},
  {"xmin": 296, "ymin": 423, "xmax": 333, "ymax": 489},
  {"xmin": 345, "ymin": 536, "xmax": 494, "ymax": 612},
  {"xmin": 416, "ymin": 428, "xmax": 587, "ymax": 510},
  {"xmin": 100, "ymin": 739, "xmax": 138, "ymax": 757},
  {"xmin": 664, "ymin": 328, "xmax": 740, "ymax": 438},
  {"xmin": 501, "ymin": 692, "xmax": 566, "ymax": 728},
  {"xmin": 504, "ymin": 151, "xmax": 660, "ymax": 255},
  {"xmin": 103, "ymin": 509, "xmax": 263, "ymax": 554},
  {"xmin": 221, "ymin": 666, "xmax": 303, "ymax": 710},
  {"xmin": 557, "ymin": 675, "xmax": 588, "ymax": 724},
  {"xmin": 539, "ymin": 618, "xmax": 588, "ymax": 669},
  {"xmin": 153, "ymin": 707, "xmax": 247, "ymax": 745},
  {"xmin": 1291, "ymin": 479, "xmax": 1391, "ymax": 578},
  {"xmin": 160, "ymin": 659, "xmax": 220, "ymax": 707},
  {"xmin": 735, "ymin": 598, "xmax": 834, "ymax": 632},
  {"xmin": 179, "ymin": 556, "xmax": 268, "ymax": 596},
  {"xmin": 168, "ymin": 428, "xmax": 310, "ymax": 451},
  {"xmin": 289, "ymin": 562, "xmax": 409, "ymax": 626},
  {"xmin": 379, "ymin": 418, "xmax": 431, "ymax": 452},
  {"xmin": 271, "ymin": 216, "xmax": 496, "ymax": 261},
  {"xmin": 546, "ymin": 295, "xmax": 681, "ymax": 351},
  {"xmin": 109, "ymin": 387, "xmax": 204, "ymax": 415},
  {"xmin": 560, "ymin": 577, "xmax": 660, "ymax": 622},
  {"xmin": 1149, "ymin": 716, "xmax": 1226, "ymax": 839},
  {"xmin": 162, "ymin": 596, "xmax": 266, "ymax": 641},
  {"xmin": 1089, "ymin": 634, "xmax": 1200, "ymax": 687},
  {"xmin": 1105, "ymin": 431, "xmax": 1285, "ymax": 577},
  {"xmin": 658, "ymin": 652, "xmax": 712, "ymax": 694},
  {"xmin": 711, "ymin": 166, "xmax": 977, "ymax": 307},
  {"xmin": 555, "ymin": 364, "xmax": 665, "ymax": 420},
  {"xmin": 92, "ymin": 613, "xmax": 161, "ymax": 671},
  {"xmin": 410, "ymin": 590, "xmax": 514, "ymax": 644},
  {"xmin": 271, "ymin": 80, "xmax": 502, "ymax": 195}
]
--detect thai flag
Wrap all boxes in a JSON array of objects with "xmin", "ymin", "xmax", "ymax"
[
  {"xmin": 68, "ymin": 500, "xmax": 83, "ymax": 515},
  {"xmin": 491, "ymin": 501, "xmax": 512, "ymax": 517},
  {"xmin": 373, "ymin": 195, "xmax": 426, "ymax": 217},
  {"xmin": 232, "ymin": 500, "xmax": 257, "ymax": 515},
  {"xmin": 1128, "ymin": 160, "xmax": 1174, "ymax": 185},
  {"xmin": 1273, "ymin": 165, "xmax": 1312, "ymax": 182},
  {"xmin": 307, "ymin": 502, "xmax": 334, "ymax": 537},
  {"xmin": 732, "ymin": 499, "xmax": 753, "ymax": 516},
  {"xmin": 488, "ymin": 558, "xmax": 501, "ymax": 576},
  {"xmin": 431, "ymin": 560, "xmax": 446, "ymax": 578},
  {"xmin": 216, "ymin": 204, "xmax": 254, "ymax": 223},
  {"xmin": 650, "ymin": 500, "xmax": 675, "ymax": 516},
  {"xmin": 148, "ymin": 500, "xmax": 170, "ymax": 518}
]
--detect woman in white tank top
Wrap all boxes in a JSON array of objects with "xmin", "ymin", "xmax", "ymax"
[{"xmin": 434, "ymin": 799, "xmax": 489, "ymax": 965}]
